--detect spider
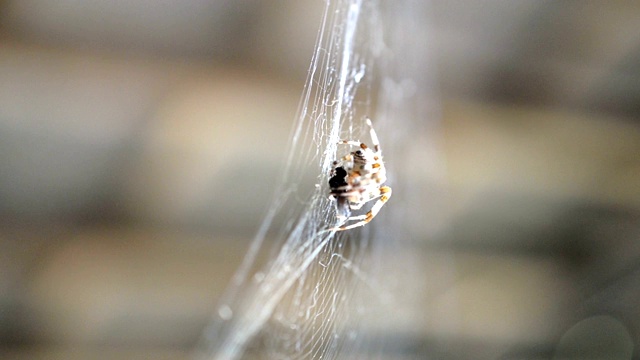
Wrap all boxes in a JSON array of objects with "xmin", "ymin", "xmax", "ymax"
[{"xmin": 328, "ymin": 118, "xmax": 392, "ymax": 231}]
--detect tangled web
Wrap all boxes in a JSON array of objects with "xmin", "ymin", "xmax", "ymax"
[{"xmin": 198, "ymin": 0, "xmax": 442, "ymax": 359}]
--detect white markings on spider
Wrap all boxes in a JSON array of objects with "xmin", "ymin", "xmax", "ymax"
[{"xmin": 328, "ymin": 118, "xmax": 391, "ymax": 231}]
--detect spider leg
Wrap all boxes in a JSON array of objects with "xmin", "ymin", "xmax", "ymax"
[
  {"xmin": 365, "ymin": 118, "xmax": 381, "ymax": 153},
  {"xmin": 331, "ymin": 186, "xmax": 392, "ymax": 231},
  {"xmin": 337, "ymin": 119, "xmax": 380, "ymax": 152},
  {"xmin": 339, "ymin": 140, "xmax": 367, "ymax": 148}
]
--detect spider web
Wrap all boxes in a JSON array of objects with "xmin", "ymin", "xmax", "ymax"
[{"xmin": 197, "ymin": 1, "xmax": 444, "ymax": 359}]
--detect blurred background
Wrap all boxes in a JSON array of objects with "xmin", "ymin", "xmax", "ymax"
[{"xmin": 1, "ymin": 1, "xmax": 639, "ymax": 359}]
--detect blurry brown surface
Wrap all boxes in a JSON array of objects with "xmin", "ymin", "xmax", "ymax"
[{"xmin": 1, "ymin": 1, "xmax": 639, "ymax": 359}]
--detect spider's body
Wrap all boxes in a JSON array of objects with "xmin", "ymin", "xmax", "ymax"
[{"xmin": 328, "ymin": 119, "xmax": 391, "ymax": 231}]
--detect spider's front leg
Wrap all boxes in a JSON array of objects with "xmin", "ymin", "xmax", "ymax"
[
  {"xmin": 365, "ymin": 118, "xmax": 381, "ymax": 153},
  {"xmin": 338, "ymin": 119, "xmax": 379, "ymax": 152},
  {"xmin": 331, "ymin": 185, "xmax": 392, "ymax": 231},
  {"xmin": 339, "ymin": 140, "xmax": 366, "ymax": 148}
]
